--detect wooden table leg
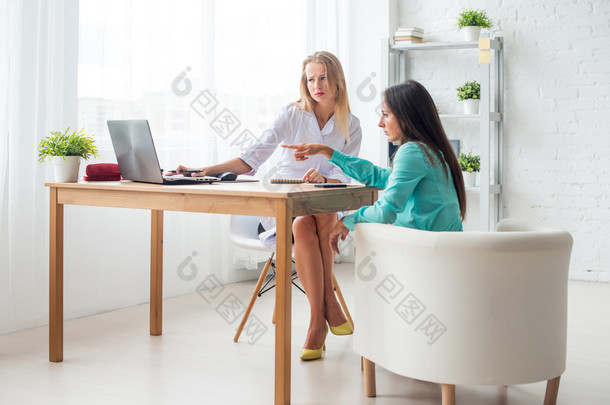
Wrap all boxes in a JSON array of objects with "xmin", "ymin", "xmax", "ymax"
[
  {"xmin": 275, "ymin": 201, "xmax": 292, "ymax": 405},
  {"xmin": 49, "ymin": 187, "xmax": 64, "ymax": 362},
  {"xmin": 150, "ymin": 210, "xmax": 163, "ymax": 336}
]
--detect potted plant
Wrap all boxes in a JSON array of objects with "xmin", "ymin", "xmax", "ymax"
[
  {"xmin": 458, "ymin": 152, "xmax": 480, "ymax": 187},
  {"xmin": 457, "ymin": 80, "xmax": 481, "ymax": 115},
  {"xmin": 37, "ymin": 127, "xmax": 99, "ymax": 182},
  {"xmin": 457, "ymin": 9, "xmax": 494, "ymax": 41}
]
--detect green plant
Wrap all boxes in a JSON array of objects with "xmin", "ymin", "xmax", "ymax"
[
  {"xmin": 456, "ymin": 9, "xmax": 494, "ymax": 29},
  {"xmin": 458, "ymin": 153, "xmax": 481, "ymax": 173},
  {"xmin": 37, "ymin": 127, "xmax": 99, "ymax": 163},
  {"xmin": 456, "ymin": 80, "xmax": 481, "ymax": 101}
]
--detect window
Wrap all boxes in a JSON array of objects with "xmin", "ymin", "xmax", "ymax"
[{"xmin": 78, "ymin": 0, "xmax": 307, "ymax": 169}]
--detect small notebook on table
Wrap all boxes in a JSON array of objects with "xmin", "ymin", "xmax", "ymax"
[{"xmin": 269, "ymin": 178, "xmax": 306, "ymax": 184}]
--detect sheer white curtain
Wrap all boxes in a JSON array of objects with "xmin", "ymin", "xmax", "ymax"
[
  {"xmin": 74, "ymin": 1, "xmax": 228, "ymax": 319},
  {"xmin": 0, "ymin": 0, "xmax": 350, "ymax": 335},
  {"xmin": 76, "ymin": 0, "xmax": 307, "ymax": 300},
  {"xmin": 0, "ymin": 0, "xmax": 79, "ymax": 334},
  {"xmin": 306, "ymin": 0, "xmax": 350, "ymax": 66}
]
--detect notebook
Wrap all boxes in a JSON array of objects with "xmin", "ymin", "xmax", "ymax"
[{"xmin": 107, "ymin": 120, "xmax": 219, "ymax": 185}]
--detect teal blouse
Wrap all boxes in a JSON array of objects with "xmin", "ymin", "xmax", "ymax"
[{"xmin": 330, "ymin": 142, "xmax": 463, "ymax": 232}]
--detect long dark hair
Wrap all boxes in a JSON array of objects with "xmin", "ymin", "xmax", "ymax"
[{"xmin": 383, "ymin": 80, "xmax": 466, "ymax": 220}]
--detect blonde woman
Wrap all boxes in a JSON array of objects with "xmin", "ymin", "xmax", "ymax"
[{"xmin": 173, "ymin": 51, "xmax": 362, "ymax": 360}]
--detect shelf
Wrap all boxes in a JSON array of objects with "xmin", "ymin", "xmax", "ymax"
[
  {"xmin": 439, "ymin": 112, "xmax": 502, "ymax": 122},
  {"xmin": 440, "ymin": 114, "xmax": 478, "ymax": 119},
  {"xmin": 387, "ymin": 36, "xmax": 504, "ymax": 231},
  {"xmin": 390, "ymin": 41, "xmax": 478, "ymax": 52},
  {"xmin": 389, "ymin": 39, "xmax": 502, "ymax": 52},
  {"xmin": 465, "ymin": 184, "xmax": 502, "ymax": 194}
]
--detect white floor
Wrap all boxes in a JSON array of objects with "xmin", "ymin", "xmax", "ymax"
[{"xmin": 1, "ymin": 263, "xmax": 609, "ymax": 405}]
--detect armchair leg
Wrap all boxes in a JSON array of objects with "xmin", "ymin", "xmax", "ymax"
[
  {"xmin": 363, "ymin": 357, "xmax": 376, "ymax": 397},
  {"xmin": 233, "ymin": 254, "xmax": 274, "ymax": 342},
  {"xmin": 442, "ymin": 384, "xmax": 455, "ymax": 405},
  {"xmin": 544, "ymin": 376, "xmax": 561, "ymax": 405}
]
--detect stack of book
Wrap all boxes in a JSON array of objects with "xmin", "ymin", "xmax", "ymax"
[{"xmin": 393, "ymin": 27, "xmax": 424, "ymax": 45}]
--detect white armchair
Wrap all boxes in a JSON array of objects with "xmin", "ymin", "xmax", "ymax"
[{"xmin": 353, "ymin": 219, "xmax": 573, "ymax": 405}]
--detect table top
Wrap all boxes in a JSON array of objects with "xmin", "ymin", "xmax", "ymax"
[
  {"xmin": 46, "ymin": 180, "xmax": 379, "ymax": 217},
  {"xmin": 46, "ymin": 180, "xmax": 377, "ymax": 199}
]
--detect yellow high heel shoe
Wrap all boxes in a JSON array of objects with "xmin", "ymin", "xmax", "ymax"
[
  {"xmin": 329, "ymin": 320, "xmax": 353, "ymax": 336},
  {"xmin": 299, "ymin": 324, "xmax": 328, "ymax": 361}
]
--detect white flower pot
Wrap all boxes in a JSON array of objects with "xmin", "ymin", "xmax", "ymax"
[
  {"xmin": 51, "ymin": 156, "xmax": 81, "ymax": 182},
  {"xmin": 463, "ymin": 99, "xmax": 480, "ymax": 115},
  {"xmin": 463, "ymin": 26, "xmax": 481, "ymax": 41},
  {"xmin": 462, "ymin": 171, "xmax": 477, "ymax": 187}
]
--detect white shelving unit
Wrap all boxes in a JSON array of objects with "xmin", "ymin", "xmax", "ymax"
[{"xmin": 385, "ymin": 37, "xmax": 504, "ymax": 231}]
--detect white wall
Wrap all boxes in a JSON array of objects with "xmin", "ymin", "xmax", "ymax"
[
  {"xmin": 346, "ymin": 0, "xmax": 395, "ymax": 168},
  {"xmin": 396, "ymin": 0, "xmax": 610, "ymax": 280}
]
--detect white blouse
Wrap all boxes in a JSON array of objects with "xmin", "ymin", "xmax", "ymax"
[
  {"xmin": 238, "ymin": 103, "xmax": 363, "ymax": 245},
  {"xmin": 239, "ymin": 104, "xmax": 362, "ymax": 183}
]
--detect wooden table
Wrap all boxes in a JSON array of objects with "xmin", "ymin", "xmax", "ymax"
[{"xmin": 46, "ymin": 180, "xmax": 377, "ymax": 404}]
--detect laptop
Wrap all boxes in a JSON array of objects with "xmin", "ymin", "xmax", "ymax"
[{"xmin": 107, "ymin": 120, "xmax": 219, "ymax": 185}]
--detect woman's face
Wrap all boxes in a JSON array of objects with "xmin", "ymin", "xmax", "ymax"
[
  {"xmin": 378, "ymin": 101, "xmax": 402, "ymax": 143},
  {"xmin": 305, "ymin": 62, "xmax": 334, "ymax": 105}
]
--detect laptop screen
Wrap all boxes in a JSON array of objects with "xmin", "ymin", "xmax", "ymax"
[{"xmin": 107, "ymin": 120, "xmax": 165, "ymax": 184}]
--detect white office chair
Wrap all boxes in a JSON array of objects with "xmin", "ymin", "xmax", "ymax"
[
  {"xmin": 354, "ymin": 219, "xmax": 573, "ymax": 405},
  {"xmin": 231, "ymin": 215, "xmax": 353, "ymax": 342}
]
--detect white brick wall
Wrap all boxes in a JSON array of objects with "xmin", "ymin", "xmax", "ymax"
[{"xmin": 397, "ymin": 0, "xmax": 610, "ymax": 281}]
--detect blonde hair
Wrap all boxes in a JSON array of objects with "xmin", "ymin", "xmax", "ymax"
[{"xmin": 293, "ymin": 51, "xmax": 351, "ymax": 142}]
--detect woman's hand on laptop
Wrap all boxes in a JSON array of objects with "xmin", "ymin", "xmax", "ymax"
[{"xmin": 166, "ymin": 165, "xmax": 204, "ymax": 177}]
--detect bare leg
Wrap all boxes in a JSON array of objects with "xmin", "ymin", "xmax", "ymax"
[
  {"xmin": 312, "ymin": 213, "xmax": 348, "ymax": 328},
  {"xmin": 293, "ymin": 215, "xmax": 327, "ymax": 350}
]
